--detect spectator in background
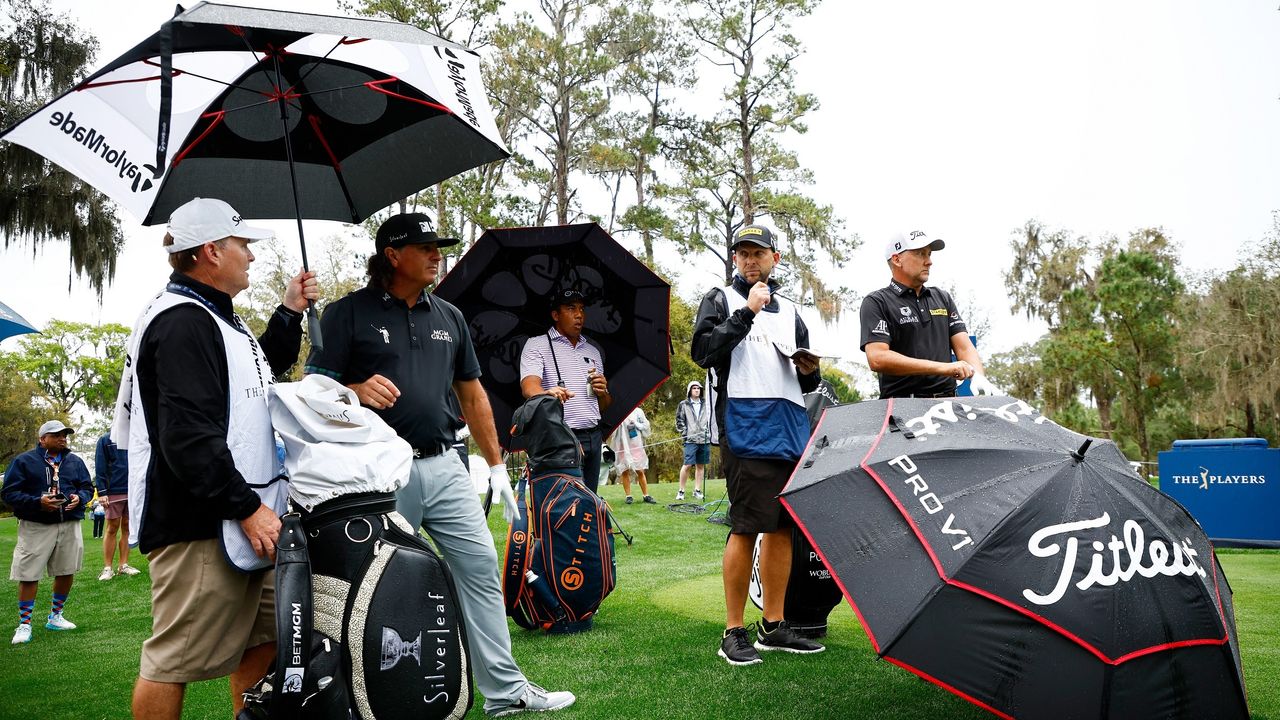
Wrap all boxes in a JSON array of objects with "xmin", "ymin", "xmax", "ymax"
[
  {"xmin": 610, "ymin": 406, "xmax": 653, "ymax": 505},
  {"xmin": 675, "ymin": 380, "xmax": 711, "ymax": 501},
  {"xmin": 3, "ymin": 420, "xmax": 93, "ymax": 645},
  {"xmin": 91, "ymin": 499, "xmax": 106, "ymax": 539},
  {"xmin": 94, "ymin": 433, "xmax": 140, "ymax": 580}
]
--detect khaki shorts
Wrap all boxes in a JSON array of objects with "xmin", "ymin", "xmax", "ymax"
[
  {"xmin": 102, "ymin": 495, "xmax": 128, "ymax": 521},
  {"xmin": 140, "ymin": 539, "xmax": 275, "ymax": 683},
  {"xmin": 10, "ymin": 520, "xmax": 84, "ymax": 581}
]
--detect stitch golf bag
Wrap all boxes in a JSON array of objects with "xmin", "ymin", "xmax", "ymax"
[
  {"xmin": 240, "ymin": 376, "xmax": 473, "ymax": 720},
  {"xmin": 502, "ymin": 396, "xmax": 616, "ymax": 634}
]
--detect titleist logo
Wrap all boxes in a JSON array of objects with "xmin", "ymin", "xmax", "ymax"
[{"xmin": 1022, "ymin": 513, "xmax": 1208, "ymax": 606}]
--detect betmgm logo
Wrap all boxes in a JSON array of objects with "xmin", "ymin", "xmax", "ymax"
[{"xmin": 380, "ymin": 626, "xmax": 423, "ymax": 671}]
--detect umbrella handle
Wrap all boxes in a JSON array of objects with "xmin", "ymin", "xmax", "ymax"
[{"xmin": 306, "ymin": 303, "xmax": 323, "ymax": 352}]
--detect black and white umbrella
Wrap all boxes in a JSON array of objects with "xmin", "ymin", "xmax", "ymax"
[{"xmin": 0, "ymin": 2, "xmax": 509, "ymax": 344}]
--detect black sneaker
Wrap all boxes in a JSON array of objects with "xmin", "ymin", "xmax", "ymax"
[
  {"xmin": 718, "ymin": 626, "xmax": 762, "ymax": 666},
  {"xmin": 625, "ymin": 496, "xmax": 634, "ymax": 504},
  {"xmin": 754, "ymin": 621, "xmax": 825, "ymax": 654},
  {"xmin": 642, "ymin": 495, "xmax": 657, "ymax": 504}
]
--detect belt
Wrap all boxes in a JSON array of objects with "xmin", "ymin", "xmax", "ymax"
[
  {"xmin": 411, "ymin": 443, "xmax": 451, "ymax": 459},
  {"xmin": 905, "ymin": 391, "xmax": 954, "ymax": 399},
  {"xmin": 571, "ymin": 426, "xmax": 599, "ymax": 436}
]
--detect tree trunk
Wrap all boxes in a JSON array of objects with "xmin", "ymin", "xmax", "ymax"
[{"xmin": 1245, "ymin": 400, "xmax": 1257, "ymax": 438}]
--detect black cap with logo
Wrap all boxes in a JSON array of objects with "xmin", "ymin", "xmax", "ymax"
[
  {"xmin": 375, "ymin": 213, "xmax": 461, "ymax": 252},
  {"xmin": 731, "ymin": 224, "xmax": 777, "ymax": 251},
  {"xmin": 549, "ymin": 288, "xmax": 589, "ymax": 310}
]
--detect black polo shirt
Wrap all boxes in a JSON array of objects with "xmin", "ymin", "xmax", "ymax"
[
  {"xmin": 304, "ymin": 286, "xmax": 480, "ymax": 450},
  {"xmin": 859, "ymin": 280, "xmax": 967, "ymax": 399}
]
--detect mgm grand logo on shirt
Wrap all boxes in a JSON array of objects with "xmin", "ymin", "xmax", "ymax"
[{"xmin": 1170, "ymin": 465, "xmax": 1267, "ymax": 490}]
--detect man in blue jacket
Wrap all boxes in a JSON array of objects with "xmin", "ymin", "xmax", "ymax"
[
  {"xmin": 3, "ymin": 420, "xmax": 94, "ymax": 645},
  {"xmin": 94, "ymin": 434, "xmax": 139, "ymax": 581}
]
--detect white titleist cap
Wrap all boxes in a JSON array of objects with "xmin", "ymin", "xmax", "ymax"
[
  {"xmin": 884, "ymin": 230, "xmax": 945, "ymax": 260},
  {"xmin": 166, "ymin": 198, "xmax": 273, "ymax": 254}
]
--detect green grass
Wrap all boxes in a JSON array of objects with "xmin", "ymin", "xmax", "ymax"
[{"xmin": 1, "ymin": 480, "xmax": 1277, "ymax": 719}]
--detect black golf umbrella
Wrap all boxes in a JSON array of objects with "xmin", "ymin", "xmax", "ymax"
[
  {"xmin": 0, "ymin": 2, "xmax": 508, "ymax": 346},
  {"xmin": 781, "ymin": 397, "xmax": 1248, "ymax": 720},
  {"xmin": 433, "ymin": 223, "xmax": 670, "ymax": 448}
]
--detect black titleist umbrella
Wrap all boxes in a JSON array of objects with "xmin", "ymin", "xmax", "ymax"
[
  {"xmin": 433, "ymin": 223, "xmax": 670, "ymax": 448},
  {"xmin": 0, "ymin": 2, "xmax": 509, "ymax": 346},
  {"xmin": 781, "ymin": 397, "xmax": 1247, "ymax": 720}
]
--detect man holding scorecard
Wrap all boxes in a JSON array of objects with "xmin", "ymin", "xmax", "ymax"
[{"xmin": 692, "ymin": 223, "xmax": 825, "ymax": 666}]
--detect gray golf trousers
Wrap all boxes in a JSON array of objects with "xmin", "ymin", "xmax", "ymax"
[{"xmin": 395, "ymin": 452, "xmax": 527, "ymax": 711}]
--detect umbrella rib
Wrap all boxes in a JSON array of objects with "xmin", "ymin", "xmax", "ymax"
[{"xmin": 284, "ymin": 36, "xmax": 347, "ymax": 96}]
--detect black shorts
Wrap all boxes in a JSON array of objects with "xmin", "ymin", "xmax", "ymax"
[{"xmin": 721, "ymin": 439, "xmax": 797, "ymax": 535}]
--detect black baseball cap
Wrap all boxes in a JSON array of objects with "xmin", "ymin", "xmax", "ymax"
[
  {"xmin": 731, "ymin": 224, "xmax": 777, "ymax": 251},
  {"xmin": 549, "ymin": 288, "xmax": 588, "ymax": 310},
  {"xmin": 375, "ymin": 213, "xmax": 461, "ymax": 252}
]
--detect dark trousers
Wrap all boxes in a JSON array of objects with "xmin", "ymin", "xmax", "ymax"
[
  {"xmin": 573, "ymin": 427, "xmax": 603, "ymax": 494},
  {"xmin": 92, "ymin": 516, "xmax": 104, "ymax": 538}
]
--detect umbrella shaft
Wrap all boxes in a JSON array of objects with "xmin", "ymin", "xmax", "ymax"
[{"xmin": 273, "ymin": 54, "xmax": 310, "ymax": 273}]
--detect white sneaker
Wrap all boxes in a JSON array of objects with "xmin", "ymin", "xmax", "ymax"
[
  {"xmin": 11, "ymin": 624, "xmax": 32, "ymax": 644},
  {"xmin": 98, "ymin": 567, "xmax": 114, "ymax": 581},
  {"xmin": 116, "ymin": 564, "xmax": 141, "ymax": 576},
  {"xmin": 694, "ymin": 489, "xmax": 705, "ymax": 500},
  {"xmin": 45, "ymin": 612, "xmax": 76, "ymax": 631},
  {"xmin": 487, "ymin": 683, "xmax": 576, "ymax": 717},
  {"xmin": 676, "ymin": 491, "xmax": 685, "ymax": 501}
]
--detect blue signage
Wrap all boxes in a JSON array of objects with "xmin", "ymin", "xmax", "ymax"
[{"xmin": 1159, "ymin": 438, "xmax": 1279, "ymax": 548}]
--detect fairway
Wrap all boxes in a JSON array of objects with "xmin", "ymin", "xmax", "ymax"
[{"xmin": 2, "ymin": 479, "xmax": 1276, "ymax": 719}]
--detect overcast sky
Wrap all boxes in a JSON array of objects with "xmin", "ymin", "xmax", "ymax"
[{"xmin": 3, "ymin": 1, "xmax": 1278, "ymax": 394}]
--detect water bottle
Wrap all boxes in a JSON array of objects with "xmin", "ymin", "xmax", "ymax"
[{"xmin": 525, "ymin": 570, "xmax": 567, "ymax": 620}]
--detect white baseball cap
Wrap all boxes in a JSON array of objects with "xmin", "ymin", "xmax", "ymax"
[
  {"xmin": 38, "ymin": 420, "xmax": 74, "ymax": 436},
  {"xmin": 885, "ymin": 230, "xmax": 945, "ymax": 260},
  {"xmin": 166, "ymin": 198, "xmax": 274, "ymax": 254}
]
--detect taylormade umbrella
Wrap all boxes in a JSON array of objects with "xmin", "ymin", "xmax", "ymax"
[
  {"xmin": 0, "ymin": 2, "xmax": 509, "ymax": 346},
  {"xmin": 0, "ymin": 299, "xmax": 38, "ymax": 343},
  {"xmin": 781, "ymin": 397, "xmax": 1248, "ymax": 720},
  {"xmin": 433, "ymin": 223, "xmax": 670, "ymax": 448}
]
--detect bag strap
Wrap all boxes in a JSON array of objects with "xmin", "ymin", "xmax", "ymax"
[
  {"xmin": 271, "ymin": 513, "xmax": 313, "ymax": 717},
  {"xmin": 547, "ymin": 332, "xmax": 564, "ymax": 387}
]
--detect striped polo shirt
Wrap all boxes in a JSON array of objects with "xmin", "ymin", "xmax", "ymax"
[{"xmin": 519, "ymin": 328, "xmax": 605, "ymax": 431}]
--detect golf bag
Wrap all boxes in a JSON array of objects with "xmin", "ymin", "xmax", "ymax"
[
  {"xmin": 242, "ymin": 376, "xmax": 473, "ymax": 719},
  {"xmin": 502, "ymin": 396, "xmax": 616, "ymax": 633},
  {"xmin": 240, "ymin": 494, "xmax": 473, "ymax": 720}
]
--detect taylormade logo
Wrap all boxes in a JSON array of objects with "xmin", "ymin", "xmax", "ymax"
[
  {"xmin": 436, "ymin": 47, "xmax": 480, "ymax": 128},
  {"xmin": 47, "ymin": 111, "xmax": 156, "ymax": 192}
]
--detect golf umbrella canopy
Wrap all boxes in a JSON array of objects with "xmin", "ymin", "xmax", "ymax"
[
  {"xmin": 433, "ymin": 223, "xmax": 670, "ymax": 448},
  {"xmin": 781, "ymin": 397, "xmax": 1247, "ymax": 720},
  {"xmin": 0, "ymin": 1, "xmax": 508, "ymax": 226},
  {"xmin": 0, "ymin": 299, "xmax": 38, "ymax": 343}
]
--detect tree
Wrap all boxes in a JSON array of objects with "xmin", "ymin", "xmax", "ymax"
[
  {"xmin": 675, "ymin": 0, "xmax": 856, "ymax": 321},
  {"xmin": 1004, "ymin": 222, "xmax": 1186, "ymax": 462},
  {"xmin": 0, "ymin": 0, "xmax": 124, "ymax": 296},
  {"xmin": 1174, "ymin": 214, "xmax": 1280, "ymax": 442},
  {"xmin": 0, "ymin": 351, "xmax": 45, "ymax": 469},
  {"xmin": 237, "ymin": 236, "xmax": 368, "ymax": 380},
  {"xmin": 585, "ymin": 6, "xmax": 696, "ymax": 263},
  {"xmin": 9, "ymin": 320, "xmax": 129, "ymax": 420},
  {"xmin": 491, "ymin": 0, "xmax": 641, "ymax": 225}
]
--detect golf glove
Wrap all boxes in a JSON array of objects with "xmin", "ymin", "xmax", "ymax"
[
  {"xmin": 490, "ymin": 464, "xmax": 520, "ymax": 524},
  {"xmin": 970, "ymin": 373, "xmax": 1000, "ymax": 396}
]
